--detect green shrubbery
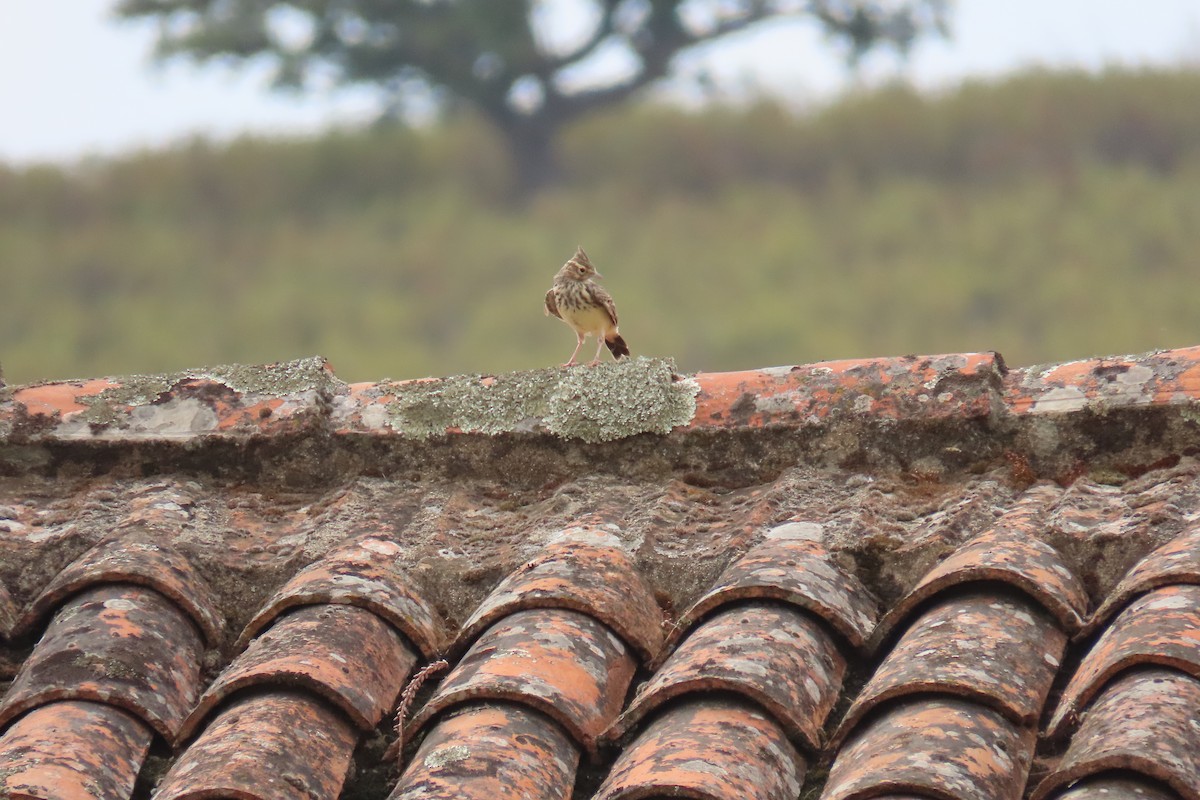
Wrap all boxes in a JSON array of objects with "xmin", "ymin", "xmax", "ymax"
[{"xmin": 3, "ymin": 67, "xmax": 1198, "ymax": 384}]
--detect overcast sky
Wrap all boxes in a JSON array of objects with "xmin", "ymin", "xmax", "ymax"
[{"xmin": 3, "ymin": 0, "xmax": 1199, "ymax": 164}]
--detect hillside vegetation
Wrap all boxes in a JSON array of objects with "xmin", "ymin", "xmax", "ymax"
[{"xmin": 2, "ymin": 67, "xmax": 1199, "ymax": 385}]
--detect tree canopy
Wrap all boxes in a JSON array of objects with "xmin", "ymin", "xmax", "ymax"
[{"xmin": 115, "ymin": 0, "xmax": 949, "ymax": 187}]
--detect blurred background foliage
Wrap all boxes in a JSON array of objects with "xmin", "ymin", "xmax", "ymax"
[{"xmin": 2, "ymin": 66, "xmax": 1199, "ymax": 384}]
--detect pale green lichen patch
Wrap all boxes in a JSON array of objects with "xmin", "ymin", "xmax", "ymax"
[
  {"xmin": 383, "ymin": 357, "xmax": 699, "ymax": 443},
  {"xmin": 73, "ymin": 356, "xmax": 335, "ymax": 425}
]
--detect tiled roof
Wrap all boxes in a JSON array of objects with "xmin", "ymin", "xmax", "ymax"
[{"xmin": 1, "ymin": 346, "xmax": 1200, "ymax": 798}]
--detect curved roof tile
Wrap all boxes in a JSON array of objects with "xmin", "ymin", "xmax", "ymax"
[
  {"xmin": 1051, "ymin": 776, "xmax": 1178, "ymax": 800},
  {"xmin": 832, "ymin": 592, "xmax": 1064, "ymax": 749},
  {"xmin": 1084, "ymin": 524, "xmax": 1200, "ymax": 637},
  {"xmin": 412, "ymin": 608, "xmax": 635, "ymax": 757},
  {"xmin": 154, "ymin": 691, "xmax": 360, "ymax": 800},
  {"xmin": 594, "ymin": 698, "xmax": 806, "ymax": 800},
  {"xmin": 452, "ymin": 531, "xmax": 663, "ymax": 664},
  {"xmin": 823, "ymin": 697, "xmax": 1036, "ymax": 800},
  {"xmin": 669, "ymin": 532, "xmax": 877, "ymax": 654},
  {"xmin": 0, "ymin": 700, "xmax": 152, "ymax": 800},
  {"xmin": 1049, "ymin": 584, "xmax": 1200, "ymax": 740},
  {"xmin": 14, "ymin": 530, "xmax": 224, "ymax": 646},
  {"xmin": 237, "ymin": 535, "xmax": 447, "ymax": 658},
  {"xmin": 0, "ymin": 585, "xmax": 204, "ymax": 742},
  {"xmin": 388, "ymin": 703, "xmax": 579, "ymax": 800},
  {"xmin": 611, "ymin": 603, "xmax": 844, "ymax": 753},
  {"xmin": 690, "ymin": 352, "xmax": 1001, "ymax": 428},
  {"xmin": 1033, "ymin": 669, "xmax": 1200, "ymax": 800},
  {"xmin": 870, "ymin": 523, "xmax": 1087, "ymax": 648},
  {"xmin": 179, "ymin": 603, "xmax": 417, "ymax": 743}
]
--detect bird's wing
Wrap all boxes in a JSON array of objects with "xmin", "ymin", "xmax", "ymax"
[
  {"xmin": 544, "ymin": 288, "xmax": 561, "ymax": 319},
  {"xmin": 587, "ymin": 283, "xmax": 619, "ymax": 327}
]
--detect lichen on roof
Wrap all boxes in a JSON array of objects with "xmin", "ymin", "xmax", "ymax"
[
  {"xmin": 73, "ymin": 357, "xmax": 335, "ymax": 425},
  {"xmin": 383, "ymin": 356, "xmax": 699, "ymax": 443}
]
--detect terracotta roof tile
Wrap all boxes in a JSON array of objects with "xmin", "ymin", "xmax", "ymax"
[
  {"xmin": 412, "ymin": 607, "xmax": 635, "ymax": 757},
  {"xmin": 1033, "ymin": 668, "xmax": 1200, "ymax": 800},
  {"xmin": 388, "ymin": 703, "xmax": 579, "ymax": 800},
  {"xmin": 0, "ymin": 701, "xmax": 152, "ymax": 800},
  {"xmin": 1051, "ymin": 776, "xmax": 1178, "ymax": 800},
  {"xmin": 594, "ymin": 698, "xmax": 806, "ymax": 800},
  {"xmin": 7, "ymin": 358, "xmax": 335, "ymax": 442},
  {"xmin": 451, "ymin": 530, "xmax": 663, "ymax": 663},
  {"xmin": 237, "ymin": 534, "xmax": 447, "ymax": 657},
  {"xmin": 1084, "ymin": 523, "xmax": 1200, "ymax": 636},
  {"xmin": 1005, "ymin": 346, "xmax": 1200, "ymax": 416},
  {"xmin": 668, "ymin": 526, "xmax": 878, "ymax": 654},
  {"xmin": 1048, "ymin": 583, "xmax": 1200, "ymax": 740},
  {"xmin": 689, "ymin": 352, "xmax": 1002, "ymax": 428},
  {"xmin": 832, "ymin": 591, "xmax": 1064, "ymax": 750},
  {"xmin": 154, "ymin": 690, "xmax": 360, "ymax": 800},
  {"xmin": 870, "ymin": 516, "xmax": 1087, "ymax": 648},
  {"xmin": 5, "ymin": 346, "xmax": 1200, "ymax": 797},
  {"xmin": 179, "ymin": 602, "xmax": 418, "ymax": 743},
  {"xmin": 0, "ymin": 584, "xmax": 204, "ymax": 742},
  {"xmin": 12, "ymin": 528, "xmax": 224, "ymax": 645},
  {"xmin": 822, "ymin": 697, "xmax": 1036, "ymax": 800},
  {"xmin": 610, "ymin": 603, "xmax": 845, "ymax": 752}
]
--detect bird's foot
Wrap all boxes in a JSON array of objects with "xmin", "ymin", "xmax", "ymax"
[
  {"xmin": 588, "ymin": 358, "xmax": 601, "ymax": 367},
  {"xmin": 561, "ymin": 360, "xmax": 578, "ymax": 367}
]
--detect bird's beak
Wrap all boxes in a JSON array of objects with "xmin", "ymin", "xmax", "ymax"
[{"xmin": 593, "ymin": 270, "xmax": 604, "ymax": 279}]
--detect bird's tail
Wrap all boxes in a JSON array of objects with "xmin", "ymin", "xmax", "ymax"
[{"xmin": 606, "ymin": 334, "xmax": 630, "ymax": 359}]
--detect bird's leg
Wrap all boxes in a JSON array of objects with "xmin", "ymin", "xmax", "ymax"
[
  {"xmin": 589, "ymin": 336, "xmax": 605, "ymax": 366},
  {"xmin": 563, "ymin": 334, "xmax": 585, "ymax": 367}
]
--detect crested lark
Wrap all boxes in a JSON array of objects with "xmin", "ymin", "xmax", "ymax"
[{"xmin": 544, "ymin": 246, "xmax": 630, "ymax": 366}]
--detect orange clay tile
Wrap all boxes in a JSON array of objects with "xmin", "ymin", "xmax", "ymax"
[
  {"xmin": 8, "ymin": 358, "xmax": 333, "ymax": 442},
  {"xmin": 0, "ymin": 700, "xmax": 152, "ymax": 800},
  {"xmin": 388, "ymin": 703, "xmax": 579, "ymax": 800},
  {"xmin": 689, "ymin": 352, "xmax": 1001, "ymax": 429},
  {"xmin": 870, "ymin": 518, "xmax": 1087, "ymax": 649},
  {"xmin": 830, "ymin": 592, "xmax": 1064, "ymax": 751},
  {"xmin": 610, "ymin": 603, "xmax": 844, "ymax": 753},
  {"xmin": 1033, "ymin": 669, "xmax": 1200, "ymax": 800},
  {"xmin": 14, "ymin": 528, "xmax": 224, "ymax": 645},
  {"xmin": 1048, "ymin": 584, "xmax": 1200, "ymax": 740},
  {"xmin": 0, "ymin": 585, "xmax": 203, "ymax": 742},
  {"xmin": 594, "ymin": 697, "xmax": 805, "ymax": 800},
  {"xmin": 1005, "ymin": 345, "xmax": 1200, "ymax": 416},
  {"xmin": 10, "ymin": 379, "xmax": 120, "ymax": 419},
  {"xmin": 1051, "ymin": 776, "xmax": 1177, "ymax": 800},
  {"xmin": 178, "ymin": 603, "xmax": 416, "ymax": 743},
  {"xmin": 822, "ymin": 697, "xmax": 1036, "ymax": 800},
  {"xmin": 667, "ymin": 531, "xmax": 878, "ymax": 655},
  {"xmin": 451, "ymin": 531, "xmax": 663, "ymax": 664},
  {"xmin": 237, "ymin": 534, "xmax": 447, "ymax": 657},
  {"xmin": 154, "ymin": 690, "xmax": 360, "ymax": 800},
  {"xmin": 1084, "ymin": 523, "xmax": 1200, "ymax": 637},
  {"xmin": 411, "ymin": 608, "xmax": 636, "ymax": 758}
]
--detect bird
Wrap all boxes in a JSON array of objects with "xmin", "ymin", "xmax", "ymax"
[{"xmin": 544, "ymin": 246, "xmax": 630, "ymax": 367}]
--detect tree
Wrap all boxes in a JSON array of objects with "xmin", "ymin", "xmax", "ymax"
[{"xmin": 116, "ymin": 0, "xmax": 950, "ymax": 190}]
